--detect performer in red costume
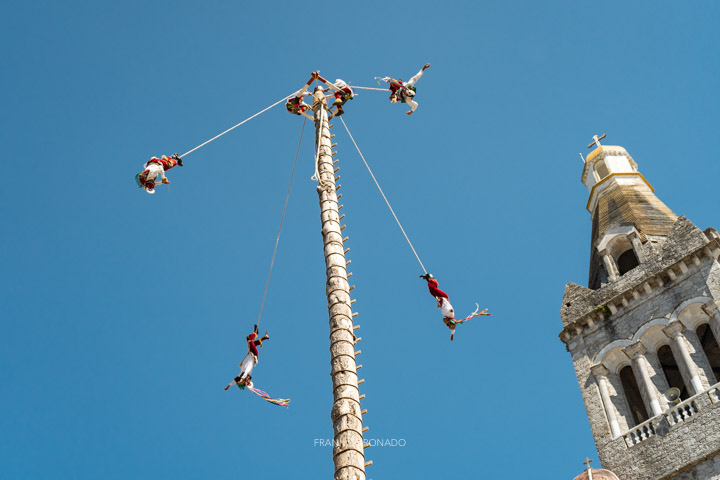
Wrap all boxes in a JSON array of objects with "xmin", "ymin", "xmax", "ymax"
[
  {"xmin": 420, "ymin": 273, "xmax": 489, "ymax": 341},
  {"xmin": 286, "ymin": 76, "xmax": 314, "ymax": 120},
  {"xmin": 379, "ymin": 63, "xmax": 430, "ymax": 115},
  {"xmin": 135, "ymin": 154, "xmax": 183, "ymax": 194},
  {"xmin": 329, "ymin": 78, "xmax": 354, "ymax": 117},
  {"xmin": 420, "ymin": 273, "xmax": 457, "ymax": 340},
  {"xmin": 225, "ymin": 325, "xmax": 270, "ymax": 390},
  {"xmin": 286, "ymin": 93, "xmax": 313, "ymax": 119}
]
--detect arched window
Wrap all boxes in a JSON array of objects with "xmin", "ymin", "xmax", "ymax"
[
  {"xmin": 595, "ymin": 160, "xmax": 610, "ymax": 180},
  {"xmin": 696, "ymin": 323, "xmax": 720, "ymax": 384},
  {"xmin": 617, "ymin": 249, "xmax": 640, "ymax": 275},
  {"xmin": 657, "ymin": 345, "xmax": 689, "ymax": 400},
  {"xmin": 619, "ymin": 366, "xmax": 649, "ymax": 426}
]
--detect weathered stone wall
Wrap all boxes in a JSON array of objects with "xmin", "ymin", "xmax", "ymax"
[
  {"xmin": 670, "ymin": 454, "xmax": 720, "ymax": 480},
  {"xmin": 561, "ymin": 216, "xmax": 720, "ymax": 479},
  {"xmin": 562, "ymin": 217, "xmax": 715, "ymax": 328},
  {"xmin": 597, "ymin": 394, "xmax": 720, "ymax": 480}
]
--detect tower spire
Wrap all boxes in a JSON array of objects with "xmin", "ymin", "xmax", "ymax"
[
  {"xmin": 579, "ymin": 137, "xmax": 677, "ymax": 288},
  {"xmin": 312, "ymin": 87, "xmax": 367, "ymax": 480},
  {"xmin": 561, "ymin": 136, "xmax": 720, "ymax": 480}
]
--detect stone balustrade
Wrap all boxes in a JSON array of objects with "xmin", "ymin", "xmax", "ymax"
[
  {"xmin": 665, "ymin": 398, "xmax": 699, "ymax": 426},
  {"xmin": 624, "ymin": 419, "xmax": 655, "ymax": 447},
  {"xmin": 707, "ymin": 382, "xmax": 720, "ymax": 403}
]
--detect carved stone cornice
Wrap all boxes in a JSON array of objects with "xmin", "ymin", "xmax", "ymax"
[
  {"xmin": 623, "ymin": 341, "xmax": 647, "ymax": 360},
  {"xmin": 663, "ymin": 320, "xmax": 686, "ymax": 339},
  {"xmin": 591, "ymin": 364, "xmax": 610, "ymax": 378},
  {"xmin": 702, "ymin": 300, "xmax": 719, "ymax": 318},
  {"xmin": 559, "ymin": 237, "xmax": 720, "ymax": 347}
]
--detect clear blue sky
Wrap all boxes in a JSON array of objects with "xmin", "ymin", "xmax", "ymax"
[{"xmin": 2, "ymin": 1, "xmax": 719, "ymax": 478}]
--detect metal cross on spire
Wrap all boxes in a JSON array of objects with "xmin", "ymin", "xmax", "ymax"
[
  {"xmin": 587, "ymin": 133, "xmax": 607, "ymax": 149},
  {"xmin": 583, "ymin": 457, "xmax": 594, "ymax": 480}
]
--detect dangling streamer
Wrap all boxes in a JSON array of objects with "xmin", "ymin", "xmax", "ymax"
[
  {"xmin": 247, "ymin": 386, "xmax": 291, "ymax": 408},
  {"xmin": 449, "ymin": 303, "xmax": 491, "ymax": 325}
]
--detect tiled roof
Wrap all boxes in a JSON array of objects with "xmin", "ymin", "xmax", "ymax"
[
  {"xmin": 573, "ymin": 468, "xmax": 621, "ymax": 480},
  {"xmin": 588, "ymin": 184, "xmax": 677, "ymax": 289}
]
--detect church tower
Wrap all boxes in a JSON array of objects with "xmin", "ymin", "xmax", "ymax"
[{"xmin": 560, "ymin": 136, "xmax": 720, "ymax": 479}]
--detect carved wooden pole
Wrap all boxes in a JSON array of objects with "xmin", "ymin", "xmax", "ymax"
[{"xmin": 312, "ymin": 87, "xmax": 366, "ymax": 480}]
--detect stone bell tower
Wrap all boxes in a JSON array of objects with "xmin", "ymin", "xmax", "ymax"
[{"xmin": 560, "ymin": 136, "xmax": 720, "ymax": 479}]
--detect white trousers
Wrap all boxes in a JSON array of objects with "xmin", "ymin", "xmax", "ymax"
[
  {"xmin": 440, "ymin": 298, "xmax": 454, "ymax": 319},
  {"xmin": 146, "ymin": 163, "xmax": 164, "ymax": 183},
  {"xmin": 404, "ymin": 68, "xmax": 425, "ymax": 113},
  {"xmin": 239, "ymin": 351, "xmax": 258, "ymax": 379}
]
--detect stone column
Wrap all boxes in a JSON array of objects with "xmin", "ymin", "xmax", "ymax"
[
  {"xmin": 629, "ymin": 233, "xmax": 646, "ymax": 263},
  {"xmin": 312, "ymin": 88, "xmax": 366, "ymax": 480},
  {"xmin": 591, "ymin": 364, "xmax": 622, "ymax": 438},
  {"xmin": 623, "ymin": 342, "xmax": 662, "ymax": 417},
  {"xmin": 663, "ymin": 320, "xmax": 704, "ymax": 395},
  {"xmin": 600, "ymin": 249, "xmax": 620, "ymax": 282},
  {"xmin": 701, "ymin": 300, "xmax": 720, "ymax": 348}
]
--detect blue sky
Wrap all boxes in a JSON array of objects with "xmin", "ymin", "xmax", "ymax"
[{"xmin": 2, "ymin": 1, "xmax": 719, "ymax": 478}]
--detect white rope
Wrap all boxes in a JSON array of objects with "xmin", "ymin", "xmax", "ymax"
[
  {"xmin": 348, "ymin": 85, "xmax": 389, "ymax": 92},
  {"xmin": 338, "ymin": 116, "xmax": 427, "ymax": 274},
  {"xmin": 180, "ymin": 91, "xmax": 296, "ymax": 158},
  {"xmin": 310, "ymin": 105, "xmax": 331, "ymax": 188},
  {"xmin": 310, "ymin": 124, "xmax": 321, "ymax": 182},
  {"xmin": 256, "ymin": 117, "xmax": 306, "ymax": 328}
]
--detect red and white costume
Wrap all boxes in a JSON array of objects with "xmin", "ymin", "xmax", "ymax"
[
  {"xmin": 225, "ymin": 328, "xmax": 269, "ymax": 391},
  {"xmin": 286, "ymin": 75, "xmax": 316, "ymax": 120},
  {"xmin": 381, "ymin": 63, "xmax": 430, "ymax": 114},
  {"xmin": 137, "ymin": 155, "xmax": 181, "ymax": 194},
  {"xmin": 424, "ymin": 276, "xmax": 459, "ymax": 340},
  {"xmin": 422, "ymin": 274, "xmax": 489, "ymax": 340},
  {"xmin": 427, "ymin": 278, "xmax": 455, "ymax": 319}
]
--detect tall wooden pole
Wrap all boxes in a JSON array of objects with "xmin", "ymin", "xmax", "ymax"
[{"xmin": 312, "ymin": 88, "xmax": 367, "ymax": 480}]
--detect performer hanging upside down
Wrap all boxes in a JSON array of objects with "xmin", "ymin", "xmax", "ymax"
[
  {"xmin": 420, "ymin": 273, "xmax": 489, "ymax": 341},
  {"xmin": 380, "ymin": 63, "xmax": 430, "ymax": 115},
  {"xmin": 135, "ymin": 154, "xmax": 183, "ymax": 194},
  {"xmin": 225, "ymin": 325, "xmax": 270, "ymax": 391}
]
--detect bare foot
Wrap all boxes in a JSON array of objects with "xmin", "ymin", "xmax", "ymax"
[{"xmin": 423, "ymin": 63, "xmax": 431, "ymax": 70}]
